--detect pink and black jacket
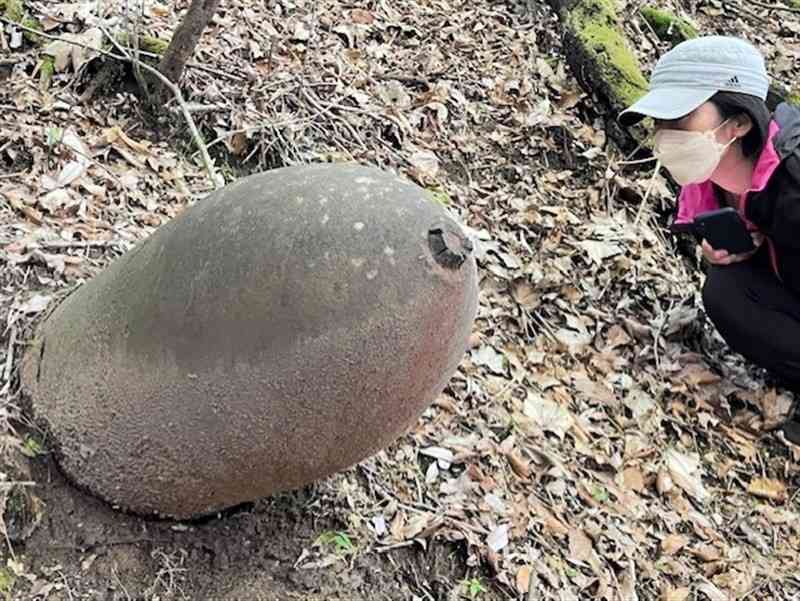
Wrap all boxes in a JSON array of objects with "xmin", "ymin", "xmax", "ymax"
[{"xmin": 671, "ymin": 102, "xmax": 800, "ymax": 292}]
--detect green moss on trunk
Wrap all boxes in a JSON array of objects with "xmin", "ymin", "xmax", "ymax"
[
  {"xmin": 565, "ymin": 0, "xmax": 648, "ymax": 108},
  {"xmin": 1, "ymin": 0, "xmax": 42, "ymax": 44},
  {"xmin": 116, "ymin": 32, "xmax": 170, "ymax": 56},
  {"xmin": 640, "ymin": 6, "xmax": 698, "ymax": 45}
]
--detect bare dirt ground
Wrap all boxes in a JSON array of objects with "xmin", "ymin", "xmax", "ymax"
[{"xmin": 1, "ymin": 0, "xmax": 800, "ymax": 599}]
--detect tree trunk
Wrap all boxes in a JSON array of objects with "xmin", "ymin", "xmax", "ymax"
[
  {"xmin": 544, "ymin": 0, "xmax": 649, "ymax": 153},
  {"xmin": 157, "ymin": 0, "xmax": 220, "ymax": 85}
]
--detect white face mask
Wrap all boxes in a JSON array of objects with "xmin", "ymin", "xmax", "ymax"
[{"xmin": 653, "ymin": 119, "xmax": 735, "ymax": 185}]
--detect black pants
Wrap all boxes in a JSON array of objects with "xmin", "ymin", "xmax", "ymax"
[{"xmin": 702, "ymin": 251, "xmax": 800, "ymax": 399}]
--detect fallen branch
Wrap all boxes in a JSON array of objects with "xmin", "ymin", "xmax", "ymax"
[{"xmin": 0, "ymin": 15, "xmax": 223, "ymax": 190}]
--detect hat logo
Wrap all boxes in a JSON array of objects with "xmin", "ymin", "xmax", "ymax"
[{"xmin": 725, "ymin": 75, "xmax": 742, "ymax": 88}]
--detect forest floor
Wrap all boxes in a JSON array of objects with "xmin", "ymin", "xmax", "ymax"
[{"xmin": 1, "ymin": 0, "xmax": 799, "ymax": 599}]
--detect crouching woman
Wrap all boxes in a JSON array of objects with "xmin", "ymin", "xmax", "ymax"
[{"xmin": 619, "ymin": 36, "xmax": 800, "ymax": 442}]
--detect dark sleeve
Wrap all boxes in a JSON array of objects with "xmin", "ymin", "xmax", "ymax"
[{"xmin": 745, "ymin": 154, "xmax": 800, "ymax": 250}]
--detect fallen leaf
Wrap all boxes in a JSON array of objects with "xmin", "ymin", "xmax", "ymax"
[
  {"xmin": 510, "ymin": 277, "xmax": 539, "ymax": 309},
  {"xmin": 579, "ymin": 239, "xmax": 622, "ymax": 264},
  {"xmin": 568, "ymin": 527, "xmax": 593, "ymax": 563},
  {"xmin": 402, "ymin": 513, "xmax": 431, "ymax": 540},
  {"xmin": 660, "ymin": 534, "xmax": 688, "ymax": 556},
  {"xmin": 530, "ymin": 499, "xmax": 569, "ymax": 538},
  {"xmin": 408, "ymin": 149, "xmax": 440, "ymax": 183},
  {"xmin": 350, "ymin": 8, "xmax": 375, "ymax": 24},
  {"xmin": 759, "ymin": 389, "xmax": 795, "ymax": 430},
  {"xmin": 470, "ymin": 345, "xmax": 506, "ymax": 375},
  {"xmin": 697, "ymin": 581, "xmax": 730, "ymax": 601},
  {"xmin": 605, "ymin": 324, "xmax": 632, "ymax": 349},
  {"xmin": 507, "ymin": 451, "xmax": 530, "ymax": 479},
  {"xmin": 689, "ymin": 544, "xmax": 721, "ymax": 563},
  {"xmin": 17, "ymin": 294, "xmax": 51, "ymax": 315},
  {"xmin": 516, "ymin": 565, "xmax": 532, "ymax": 594},
  {"xmin": 39, "ymin": 188, "xmax": 74, "ymax": 213},
  {"xmin": 486, "ymin": 524, "xmax": 509, "ymax": 552},
  {"xmin": 622, "ymin": 467, "xmax": 645, "ymax": 493},
  {"xmin": 419, "ymin": 446, "xmax": 455, "ymax": 469},
  {"xmin": 376, "ymin": 80, "xmax": 411, "ymax": 110},
  {"xmin": 662, "ymin": 587, "xmax": 690, "ymax": 601},
  {"xmin": 664, "ymin": 448, "xmax": 708, "ymax": 503},
  {"xmin": 747, "ymin": 477, "xmax": 787, "ymax": 503},
  {"xmin": 524, "ymin": 395, "xmax": 574, "ymax": 440}
]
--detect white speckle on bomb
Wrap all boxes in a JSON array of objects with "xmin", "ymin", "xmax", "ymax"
[{"xmin": 354, "ymin": 222, "xmax": 365, "ymax": 231}]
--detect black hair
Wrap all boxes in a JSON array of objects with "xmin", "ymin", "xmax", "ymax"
[{"xmin": 709, "ymin": 91, "xmax": 771, "ymax": 158}]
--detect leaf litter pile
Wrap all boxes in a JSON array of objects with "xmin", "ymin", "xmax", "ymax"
[{"xmin": 1, "ymin": 0, "xmax": 800, "ymax": 599}]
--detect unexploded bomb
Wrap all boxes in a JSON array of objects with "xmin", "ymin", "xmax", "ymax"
[{"xmin": 21, "ymin": 163, "xmax": 479, "ymax": 519}]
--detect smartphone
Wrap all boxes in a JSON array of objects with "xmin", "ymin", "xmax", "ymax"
[
  {"xmin": 693, "ymin": 208, "xmax": 755, "ymax": 254},
  {"xmin": 669, "ymin": 210, "xmax": 755, "ymax": 255}
]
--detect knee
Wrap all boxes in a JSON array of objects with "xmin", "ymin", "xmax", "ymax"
[{"xmin": 702, "ymin": 265, "xmax": 747, "ymax": 330}]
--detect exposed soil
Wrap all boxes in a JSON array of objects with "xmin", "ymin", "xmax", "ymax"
[{"xmin": 18, "ymin": 450, "xmax": 484, "ymax": 601}]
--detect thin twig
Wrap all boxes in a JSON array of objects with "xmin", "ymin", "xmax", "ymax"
[
  {"xmin": 34, "ymin": 239, "xmax": 129, "ymax": 251},
  {"xmin": 203, "ymin": 112, "xmax": 323, "ymax": 152},
  {"xmin": 375, "ymin": 540, "xmax": 418, "ymax": 553},
  {"xmin": 748, "ymin": 0, "xmax": 800, "ymax": 13},
  {"xmin": 0, "ymin": 16, "xmax": 222, "ymax": 190},
  {"xmin": 115, "ymin": 44, "xmax": 247, "ymax": 82},
  {"xmin": 0, "ymin": 481, "xmax": 36, "ymax": 488},
  {"xmin": 0, "ymin": 327, "xmax": 18, "ymax": 396}
]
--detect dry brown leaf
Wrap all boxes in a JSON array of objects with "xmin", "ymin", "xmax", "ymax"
[
  {"xmin": 690, "ymin": 543, "xmax": 722, "ymax": 563},
  {"xmin": 759, "ymin": 389, "xmax": 795, "ymax": 430},
  {"xmin": 758, "ymin": 504, "xmax": 797, "ymax": 524},
  {"xmin": 568, "ymin": 527, "xmax": 593, "ymax": 563},
  {"xmin": 507, "ymin": 451, "xmax": 530, "ymax": 479},
  {"xmin": 524, "ymin": 394, "xmax": 573, "ymax": 440},
  {"xmin": 605, "ymin": 324, "xmax": 632, "ymax": 349},
  {"xmin": 660, "ymin": 534, "xmax": 688, "ymax": 556},
  {"xmin": 618, "ymin": 560, "xmax": 638, "ymax": 601},
  {"xmin": 402, "ymin": 513, "xmax": 431, "ymax": 540},
  {"xmin": 662, "ymin": 587, "xmax": 690, "ymax": 601},
  {"xmin": 530, "ymin": 499, "xmax": 569, "ymax": 538},
  {"xmin": 622, "ymin": 467, "xmax": 645, "ymax": 493},
  {"xmin": 579, "ymin": 239, "xmax": 622, "ymax": 264},
  {"xmin": 515, "ymin": 565, "xmax": 532, "ymax": 594},
  {"xmin": 470, "ymin": 345, "xmax": 506, "ymax": 375},
  {"xmin": 664, "ymin": 448, "xmax": 708, "ymax": 503},
  {"xmin": 696, "ymin": 581, "xmax": 730, "ymax": 601},
  {"xmin": 510, "ymin": 277, "xmax": 540, "ymax": 309},
  {"xmin": 747, "ymin": 477, "xmax": 788, "ymax": 503},
  {"xmin": 679, "ymin": 363, "xmax": 721, "ymax": 387},
  {"xmin": 350, "ymin": 8, "xmax": 375, "ymax": 24}
]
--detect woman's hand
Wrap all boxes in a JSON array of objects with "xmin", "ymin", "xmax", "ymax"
[{"xmin": 702, "ymin": 232, "xmax": 764, "ymax": 265}]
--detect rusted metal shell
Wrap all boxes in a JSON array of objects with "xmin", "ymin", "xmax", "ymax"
[{"xmin": 21, "ymin": 164, "xmax": 478, "ymax": 518}]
